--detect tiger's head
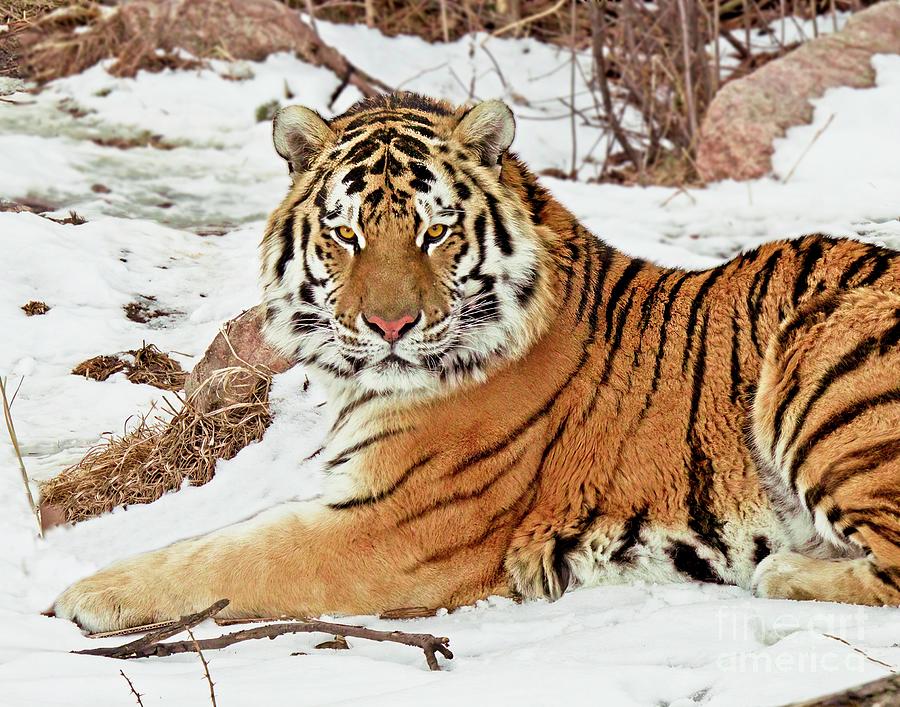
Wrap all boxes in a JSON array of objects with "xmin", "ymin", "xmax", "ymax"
[{"xmin": 260, "ymin": 92, "xmax": 554, "ymax": 397}]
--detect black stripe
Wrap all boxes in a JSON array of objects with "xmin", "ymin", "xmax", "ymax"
[
  {"xmin": 774, "ymin": 291, "xmax": 841, "ymax": 356},
  {"xmin": 576, "ymin": 232, "xmax": 596, "ymax": 321},
  {"xmin": 685, "ymin": 315, "xmax": 710, "ymax": 441},
  {"xmin": 274, "ymin": 212, "xmax": 295, "ymax": 280},
  {"xmin": 789, "ymin": 387, "xmax": 900, "ymax": 489},
  {"xmin": 783, "ymin": 315, "xmax": 900, "ymax": 456},
  {"xmin": 328, "ymin": 453, "xmax": 435, "ymax": 510},
  {"xmin": 872, "ymin": 567, "xmax": 900, "ymax": 592},
  {"xmin": 838, "ymin": 249, "xmax": 876, "ymax": 288},
  {"xmin": 330, "ymin": 390, "xmax": 381, "ymax": 436},
  {"xmin": 447, "ymin": 392, "xmax": 558, "ymax": 477},
  {"xmin": 604, "ymin": 259, "xmax": 645, "ymax": 340},
  {"xmin": 588, "ymin": 244, "xmax": 614, "ymax": 337},
  {"xmin": 343, "ymin": 138, "xmax": 380, "ymax": 164},
  {"xmin": 792, "ymin": 238, "xmax": 824, "ymax": 304},
  {"xmin": 684, "ymin": 315, "xmax": 728, "ymax": 557},
  {"xmin": 857, "ymin": 250, "xmax": 892, "ymax": 287},
  {"xmin": 364, "ymin": 188, "xmax": 384, "ymax": 212},
  {"xmin": 600, "ymin": 286, "xmax": 638, "ymax": 384},
  {"xmin": 610, "ymin": 507, "xmax": 648, "ymax": 564},
  {"xmin": 472, "ymin": 212, "xmax": 488, "ymax": 260},
  {"xmin": 409, "ymin": 162, "xmax": 436, "ymax": 183},
  {"xmin": 396, "ymin": 446, "xmax": 528, "ymax": 527},
  {"xmin": 681, "ymin": 267, "xmax": 724, "ymax": 372},
  {"xmin": 771, "ymin": 375, "xmax": 801, "ymax": 456},
  {"xmin": 298, "ymin": 217, "xmax": 325, "ymax": 287},
  {"xmin": 638, "ymin": 270, "xmax": 673, "ymax": 336},
  {"xmin": 752, "ymin": 536, "xmax": 772, "ymax": 564},
  {"xmin": 485, "ymin": 193, "xmax": 514, "ymax": 256},
  {"xmin": 325, "ymin": 427, "xmax": 409, "ymax": 470},
  {"xmin": 648, "ymin": 271, "xmax": 692, "ymax": 397},
  {"xmin": 806, "ymin": 435, "xmax": 900, "ymax": 508},
  {"xmin": 747, "ymin": 250, "xmax": 783, "ymax": 356},
  {"xmin": 667, "ymin": 542, "xmax": 722, "ymax": 583},
  {"xmin": 634, "ymin": 270, "xmax": 674, "ymax": 367},
  {"xmin": 729, "ymin": 317, "xmax": 742, "ymax": 405}
]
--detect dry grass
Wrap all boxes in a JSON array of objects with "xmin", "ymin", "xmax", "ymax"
[
  {"xmin": 40, "ymin": 369, "xmax": 272, "ymax": 523},
  {"xmin": 72, "ymin": 354, "xmax": 126, "ymax": 382},
  {"xmin": 125, "ymin": 344, "xmax": 186, "ymax": 390},
  {"xmin": 21, "ymin": 300, "xmax": 50, "ymax": 316},
  {"xmin": 72, "ymin": 343, "xmax": 187, "ymax": 391}
]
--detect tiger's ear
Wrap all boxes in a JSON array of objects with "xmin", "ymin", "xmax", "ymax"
[
  {"xmin": 272, "ymin": 105, "xmax": 336, "ymax": 173},
  {"xmin": 453, "ymin": 99, "xmax": 516, "ymax": 167}
]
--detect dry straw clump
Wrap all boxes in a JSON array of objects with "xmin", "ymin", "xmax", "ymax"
[
  {"xmin": 72, "ymin": 343, "xmax": 187, "ymax": 391},
  {"xmin": 21, "ymin": 300, "xmax": 50, "ymax": 316},
  {"xmin": 40, "ymin": 368, "xmax": 272, "ymax": 523}
]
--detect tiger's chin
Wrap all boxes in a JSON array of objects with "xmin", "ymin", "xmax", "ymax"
[
  {"xmin": 353, "ymin": 357, "xmax": 444, "ymax": 397},
  {"xmin": 342, "ymin": 348, "xmax": 494, "ymax": 398}
]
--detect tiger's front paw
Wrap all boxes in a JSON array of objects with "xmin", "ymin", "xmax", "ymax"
[
  {"xmin": 751, "ymin": 551, "xmax": 817, "ymax": 602},
  {"xmin": 53, "ymin": 553, "xmax": 200, "ymax": 633}
]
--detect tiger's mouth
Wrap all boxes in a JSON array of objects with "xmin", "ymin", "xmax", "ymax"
[{"xmin": 377, "ymin": 353, "xmax": 416, "ymax": 370}]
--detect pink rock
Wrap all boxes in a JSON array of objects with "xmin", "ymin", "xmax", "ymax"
[
  {"xmin": 696, "ymin": 2, "xmax": 900, "ymax": 182},
  {"xmin": 185, "ymin": 305, "xmax": 295, "ymax": 413}
]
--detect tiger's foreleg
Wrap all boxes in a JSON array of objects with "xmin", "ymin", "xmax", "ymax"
[
  {"xmin": 52, "ymin": 501, "xmax": 482, "ymax": 633},
  {"xmin": 751, "ymin": 289, "xmax": 900, "ymax": 606}
]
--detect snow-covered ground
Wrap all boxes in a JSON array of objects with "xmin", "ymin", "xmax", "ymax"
[{"xmin": 2, "ymin": 19, "xmax": 900, "ymax": 707}]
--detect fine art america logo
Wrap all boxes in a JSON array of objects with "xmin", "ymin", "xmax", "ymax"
[{"xmin": 714, "ymin": 607, "xmax": 889, "ymax": 674}]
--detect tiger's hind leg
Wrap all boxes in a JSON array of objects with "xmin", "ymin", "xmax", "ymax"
[{"xmin": 751, "ymin": 288, "xmax": 900, "ymax": 606}]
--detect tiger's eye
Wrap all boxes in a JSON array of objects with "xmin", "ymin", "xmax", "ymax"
[
  {"xmin": 335, "ymin": 225, "xmax": 356, "ymax": 243},
  {"xmin": 427, "ymin": 224, "xmax": 446, "ymax": 239}
]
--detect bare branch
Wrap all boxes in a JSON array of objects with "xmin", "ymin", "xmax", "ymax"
[
  {"xmin": 590, "ymin": 1, "xmax": 641, "ymax": 171},
  {"xmin": 80, "ymin": 599, "xmax": 230, "ymax": 653},
  {"xmin": 76, "ymin": 601, "xmax": 453, "ymax": 671}
]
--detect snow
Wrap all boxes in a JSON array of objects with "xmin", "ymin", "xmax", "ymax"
[{"xmin": 2, "ymin": 17, "xmax": 900, "ymax": 707}]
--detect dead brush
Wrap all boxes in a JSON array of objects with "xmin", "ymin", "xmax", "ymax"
[
  {"xmin": 125, "ymin": 343, "xmax": 186, "ymax": 391},
  {"xmin": 72, "ymin": 343, "xmax": 187, "ymax": 392},
  {"xmin": 40, "ymin": 369, "xmax": 272, "ymax": 523}
]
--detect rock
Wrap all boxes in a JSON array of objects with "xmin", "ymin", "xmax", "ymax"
[
  {"xmin": 15, "ymin": 0, "xmax": 313, "ymax": 80},
  {"xmin": 185, "ymin": 305, "xmax": 294, "ymax": 414},
  {"xmin": 39, "ymin": 502, "xmax": 67, "ymax": 532},
  {"xmin": 696, "ymin": 2, "xmax": 900, "ymax": 182}
]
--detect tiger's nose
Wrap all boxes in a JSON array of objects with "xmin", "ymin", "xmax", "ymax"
[{"xmin": 363, "ymin": 312, "xmax": 419, "ymax": 343}]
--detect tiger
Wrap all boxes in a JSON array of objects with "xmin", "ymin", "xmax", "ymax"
[{"xmin": 54, "ymin": 91, "xmax": 900, "ymax": 632}]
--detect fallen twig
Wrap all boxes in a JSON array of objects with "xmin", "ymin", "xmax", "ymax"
[
  {"xmin": 80, "ymin": 599, "xmax": 229, "ymax": 655},
  {"xmin": 76, "ymin": 600, "xmax": 453, "ymax": 671}
]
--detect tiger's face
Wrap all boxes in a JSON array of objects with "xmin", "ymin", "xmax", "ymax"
[{"xmin": 261, "ymin": 93, "xmax": 549, "ymax": 396}]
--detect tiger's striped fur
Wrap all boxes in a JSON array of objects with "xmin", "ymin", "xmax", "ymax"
[{"xmin": 54, "ymin": 93, "xmax": 900, "ymax": 632}]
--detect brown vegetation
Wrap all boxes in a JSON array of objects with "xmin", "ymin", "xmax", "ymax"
[
  {"xmin": 40, "ymin": 369, "xmax": 271, "ymax": 523},
  {"xmin": 72, "ymin": 343, "xmax": 187, "ymax": 391},
  {"xmin": 21, "ymin": 300, "xmax": 50, "ymax": 316}
]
